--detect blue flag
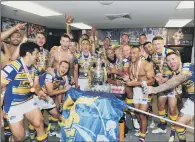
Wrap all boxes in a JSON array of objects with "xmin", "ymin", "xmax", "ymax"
[{"xmin": 61, "ymin": 88, "xmax": 128, "ymax": 141}]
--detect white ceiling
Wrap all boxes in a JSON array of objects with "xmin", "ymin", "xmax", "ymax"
[{"xmin": 1, "ymin": 1, "xmax": 194, "ymax": 29}]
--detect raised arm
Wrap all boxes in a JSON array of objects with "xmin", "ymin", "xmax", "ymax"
[{"xmin": 1, "ymin": 23, "xmax": 26, "ymax": 41}]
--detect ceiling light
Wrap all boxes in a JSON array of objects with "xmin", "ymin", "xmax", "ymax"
[
  {"xmin": 176, "ymin": 1, "xmax": 194, "ymax": 9},
  {"xmin": 165, "ymin": 19, "xmax": 193, "ymax": 27},
  {"xmin": 70, "ymin": 23, "xmax": 92, "ymax": 29},
  {"xmin": 1, "ymin": 1, "xmax": 62, "ymax": 16},
  {"xmin": 99, "ymin": 1, "xmax": 114, "ymax": 5}
]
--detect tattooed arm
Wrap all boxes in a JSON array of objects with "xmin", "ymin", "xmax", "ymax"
[
  {"xmin": 48, "ymin": 47, "xmax": 56, "ymax": 68},
  {"xmin": 151, "ymin": 71, "xmax": 192, "ymax": 94}
]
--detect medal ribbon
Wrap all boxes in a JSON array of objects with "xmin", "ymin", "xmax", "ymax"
[
  {"xmin": 21, "ymin": 58, "xmax": 34, "ymax": 87},
  {"xmin": 132, "ymin": 58, "xmax": 142, "ymax": 81},
  {"xmin": 158, "ymin": 48, "xmax": 166, "ymax": 73}
]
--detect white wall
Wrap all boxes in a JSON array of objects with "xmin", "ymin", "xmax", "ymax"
[{"xmin": 191, "ymin": 37, "xmax": 195, "ymax": 64}]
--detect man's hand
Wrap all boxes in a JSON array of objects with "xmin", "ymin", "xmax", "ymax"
[
  {"xmin": 65, "ymin": 14, "xmax": 74, "ymax": 24},
  {"xmin": 123, "ymin": 73, "xmax": 130, "ymax": 82},
  {"xmin": 65, "ymin": 84, "xmax": 71, "ymax": 91},
  {"xmin": 143, "ymin": 86, "xmax": 155, "ymax": 94},
  {"xmin": 91, "ymin": 26, "xmax": 96, "ymax": 33},
  {"xmin": 37, "ymin": 90, "xmax": 48, "ymax": 100},
  {"xmin": 154, "ymin": 73, "xmax": 164, "ymax": 84},
  {"xmin": 15, "ymin": 23, "xmax": 27, "ymax": 31}
]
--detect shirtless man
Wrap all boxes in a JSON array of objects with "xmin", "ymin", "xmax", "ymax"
[
  {"xmin": 144, "ymin": 51, "xmax": 194, "ymax": 142},
  {"xmin": 143, "ymin": 41, "xmax": 157, "ymax": 128},
  {"xmin": 143, "ymin": 42, "xmax": 155, "ymax": 62},
  {"xmin": 122, "ymin": 44, "xmax": 141, "ymax": 133},
  {"xmin": 48, "ymin": 34, "xmax": 74, "ymax": 111},
  {"xmin": 1, "ymin": 23, "xmax": 26, "ymax": 68},
  {"xmin": 123, "ymin": 46, "xmax": 155, "ymax": 142},
  {"xmin": 121, "ymin": 33, "xmax": 129, "ymax": 47}
]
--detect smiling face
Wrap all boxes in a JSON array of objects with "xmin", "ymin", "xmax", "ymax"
[
  {"xmin": 36, "ymin": 33, "xmax": 46, "ymax": 47},
  {"xmin": 139, "ymin": 35, "xmax": 147, "ymax": 45},
  {"xmin": 81, "ymin": 39, "xmax": 90, "ymax": 53},
  {"xmin": 166, "ymin": 54, "xmax": 180, "ymax": 71},
  {"xmin": 130, "ymin": 47, "xmax": 140, "ymax": 63},
  {"xmin": 122, "ymin": 45, "xmax": 131, "ymax": 58},
  {"xmin": 10, "ymin": 32, "xmax": 22, "ymax": 46},
  {"xmin": 106, "ymin": 49, "xmax": 115, "ymax": 61},
  {"xmin": 152, "ymin": 39, "xmax": 164, "ymax": 54},
  {"xmin": 144, "ymin": 43, "xmax": 155, "ymax": 55},
  {"xmin": 58, "ymin": 61, "xmax": 69, "ymax": 76}
]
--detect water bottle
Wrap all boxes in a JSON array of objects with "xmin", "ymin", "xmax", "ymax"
[{"xmin": 142, "ymin": 81, "xmax": 148, "ymax": 99}]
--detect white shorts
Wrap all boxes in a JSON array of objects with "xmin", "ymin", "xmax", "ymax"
[
  {"xmin": 6, "ymin": 98, "xmax": 38, "ymax": 123},
  {"xmin": 180, "ymin": 98, "xmax": 194, "ymax": 116},
  {"xmin": 34, "ymin": 95, "xmax": 56, "ymax": 110},
  {"xmin": 159, "ymin": 90, "xmax": 176, "ymax": 98},
  {"xmin": 133, "ymin": 87, "xmax": 151, "ymax": 105},
  {"xmin": 78, "ymin": 78, "xmax": 89, "ymax": 91}
]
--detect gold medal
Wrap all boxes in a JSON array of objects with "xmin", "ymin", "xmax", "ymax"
[
  {"xmin": 30, "ymin": 87, "xmax": 35, "ymax": 92},
  {"xmin": 30, "ymin": 82, "xmax": 33, "ymax": 87}
]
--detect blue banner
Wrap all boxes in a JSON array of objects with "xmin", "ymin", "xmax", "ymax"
[{"xmin": 61, "ymin": 88, "xmax": 127, "ymax": 141}]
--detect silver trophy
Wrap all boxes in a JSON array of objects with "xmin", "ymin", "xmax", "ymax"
[{"xmin": 92, "ymin": 56, "xmax": 104, "ymax": 85}]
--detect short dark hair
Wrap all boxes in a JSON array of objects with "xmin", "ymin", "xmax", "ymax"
[
  {"xmin": 131, "ymin": 46, "xmax": 141, "ymax": 51},
  {"xmin": 59, "ymin": 60, "xmax": 70, "ymax": 74},
  {"xmin": 81, "ymin": 34, "xmax": 89, "ymax": 39},
  {"xmin": 81, "ymin": 38, "xmax": 90, "ymax": 44},
  {"xmin": 20, "ymin": 41, "xmax": 40, "ymax": 57},
  {"xmin": 121, "ymin": 33, "xmax": 129, "ymax": 38},
  {"xmin": 61, "ymin": 34, "xmax": 70, "ymax": 40},
  {"xmin": 36, "ymin": 31, "xmax": 46, "ymax": 38},
  {"xmin": 104, "ymin": 36, "xmax": 111, "ymax": 41},
  {"xmin": 152, "ymin": 36, "xmax": 164, "ymax": 42},
  {"xmin": 59, "ymin": 60, "xmax": 70, "ymax": 66},
  {"xmin": 9, "ymin": 31, "xmax": 21, "ymax": 38},
  {"xmin": 143, "ymin": 41, "xmax": 152, "ymax": 47},
  {"xmin": 106, "ymin": 48, "xmax": 114, "ymax": 54},
  {"xmin": 166, "ymin": 51, "xmax": 180, "ymax": 58},
  {"xmin": 139, "ymin": 34, "xmax": 146, "ymax": 37}
]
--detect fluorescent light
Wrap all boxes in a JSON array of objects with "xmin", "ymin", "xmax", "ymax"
[
  {"xmin": 165, "ymin": 19, "xmax": 192, "ymax": 27},
  {"xmin": 70, "ymin": 23, "xmax": 92, "ymax": 29},
  {"xmin": 1, "ymin": 1, "xmax": 62, "ymax": 16},
  {"xmin": 176, "ymin": 1, "xmax": 194, "ymax": 9}
]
